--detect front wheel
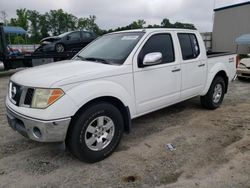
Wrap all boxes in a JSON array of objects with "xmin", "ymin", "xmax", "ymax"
[
  {"xmin": 66, "ymin": 102, "xmax": 124, "ymax": 163},
  {"xmin": 55, "ymin": 43, "xmax": 65, "ymax": 53},
  {"xmin": 201, "ymin": 76, "xmax": 226, "ymax": 110}
]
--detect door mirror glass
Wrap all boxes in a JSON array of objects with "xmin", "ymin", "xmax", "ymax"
[{"xmin": 143, "ymin": 52, "xmax": 162, "ymax": 66}]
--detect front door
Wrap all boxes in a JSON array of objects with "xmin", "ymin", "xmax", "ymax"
[
  {"xmin": 133, "ymin": 32, "xmax": 181, "ymax": 115},
  {"xmin": 65, "ymin": 31, "xmax": 82, "ymax": 50}
]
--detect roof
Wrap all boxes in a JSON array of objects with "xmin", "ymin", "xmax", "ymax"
[
  {"xmin": 214, "ymin": 1, "xmax": 250, "ymax": 11},
  {"xmin": 235, "ymin": 34, "xmax": 250, "ymax": 45},
  {"xmin": 3, "ymin": 26, "xmax": 27, "ymax": 34},
  {"xmin": 111, "ymin": 28, "xmax": 197, "ymax": 34}
]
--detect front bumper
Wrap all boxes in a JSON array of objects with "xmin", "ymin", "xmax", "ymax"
[
  {"xmin": 237, "ymin": 68, "xmax": 250, "ymax": 78},
  {"xmin": 6, "ymin": 105, "xmax": 71, "ymax": 142},
  {"xmin": 41, "ymin": 43, "xmax": 56, "ymax": 52}
]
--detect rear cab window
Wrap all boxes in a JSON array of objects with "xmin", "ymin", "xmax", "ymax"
[{"xmin": 178, "ymin": 33, "xmax": 200, "ymax": 60}]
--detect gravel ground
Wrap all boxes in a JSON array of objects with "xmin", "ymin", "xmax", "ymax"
[
  {"xmin": 0, "ymin": 63, "xmax": 3, "ymax": 71},
  {"xmin": 0, "ymin": 71, "xmax": 249, "ymax": 188}
]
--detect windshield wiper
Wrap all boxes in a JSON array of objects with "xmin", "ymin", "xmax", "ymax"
[
  {"xmin": 76, "ymin": 55, "xmax": 110, "ymax": 64},
  {"xmin": 76, "ymin": 55, "xmax": 86, "ymax": 61},
  {"xmin": 84, "ymin": 57, "xmax": 110, "ymax": 64}
]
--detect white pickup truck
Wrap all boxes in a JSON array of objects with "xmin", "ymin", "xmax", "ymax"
[{"xmin": 6, "ymin": 29, "xmax": 237, "ymax": 162}]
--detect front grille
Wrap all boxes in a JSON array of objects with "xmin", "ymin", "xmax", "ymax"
[
  {"xmin": 9, "ymin": 82, "xmax": 23, "ymax": 106},
  {"xmin": 9, "ymin": 82, "xmax": 34, "ymax": 107},
  {"xmin": 24, "ymin": 88, "xmax": 34, "ymax": 105}
]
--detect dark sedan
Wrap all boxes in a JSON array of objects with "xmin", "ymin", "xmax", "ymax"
[{"xmin": 35, "ymin": 31, "xmax": 97, "ymax": 53}]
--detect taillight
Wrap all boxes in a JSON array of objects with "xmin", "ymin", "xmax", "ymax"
[{"xmin": 236, "ymin": 55, "xmax": 240, "ymax": 68}]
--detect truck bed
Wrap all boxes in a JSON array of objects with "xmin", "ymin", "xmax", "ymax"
[
  {"xmin": 207, "ymin": 51, "xmax": 235, "ymax": 58},
  {"xmin": 207, "ymin": 52, "xmax": 237, "ymax": 82}
]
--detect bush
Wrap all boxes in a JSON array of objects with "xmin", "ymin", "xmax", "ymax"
[{"xmin": 13, "ymin": 36, "xmax": 25, "ymax": 44}]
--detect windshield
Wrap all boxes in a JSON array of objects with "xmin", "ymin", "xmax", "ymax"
[{"xmin": 74, "ymin": 32, "xmax": 144, "ymax": 65}]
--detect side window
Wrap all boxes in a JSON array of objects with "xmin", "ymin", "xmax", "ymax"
[
  {"xmin": 138, "ymin": 34, "xmax": 175, "ymax": 66},
  {"xmin": 178, "ymin": 33, "xmax": 200, "ymax": 60},
  {"xmin": 67, "ymin": 32, "xmax": 81, "ymax": 40},
  {"xmin": 190, "ymin": 34, "xmax": 200, "ymax": 57},
  {"xmin": 82, "ymin": 32, "xmax": 92, "ymax": 39}
]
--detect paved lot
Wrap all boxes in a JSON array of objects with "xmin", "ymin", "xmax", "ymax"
[{"xmin": 0, "ymin": 71, "xmax": 249, "ymax": 188}]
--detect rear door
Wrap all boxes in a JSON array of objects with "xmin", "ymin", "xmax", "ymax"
[
  {"xmin": 177, "ymin": 33, "xmax": 207, "ymax": 99},
  {"xmin": 81, "ymin": 32, "xmax": 95, "ymax": 48},
  {"xmin": 65, "ymin": 31, "xmax": 82, "ymax": 50},
  {"xmin": 133, "ymin": 32, "xmax": 181, "ymax": 115}
]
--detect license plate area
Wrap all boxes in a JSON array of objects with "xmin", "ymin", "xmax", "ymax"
[{"xmin": 6, "ymin": 114, "xmax": 28, "ymax": 138}]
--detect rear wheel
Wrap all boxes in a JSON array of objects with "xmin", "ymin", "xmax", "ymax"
[
  {"xmin": 201, "ymin": 76, "xmax": 226, "ymax": 110},
  {"xmin": 66, "ymin": 102, "xmax": 124, "ymax": 163}
]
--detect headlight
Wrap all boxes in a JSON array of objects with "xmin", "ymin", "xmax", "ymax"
[
  {"xmin": 41, "ymin": 41, "xmax": 51, "ymax": 45},
  {"xmin": 31, "ymin": 88, "xmax": 64, "ymax": 109}
]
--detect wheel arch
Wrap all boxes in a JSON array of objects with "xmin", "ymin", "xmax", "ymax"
[
  {"xmin": 202, "ymin": 69, "xmax": 229, "ymax": 95},
  {"xmin": 214, "ymin": 70, "xmax": 228, "ymax": 93},
  {"xmin": 66, "ymin": 96, "xmax": 132, "ymax": 141},
  {"xmin": 55, "ymin": 42, "xmax": 66, "ymax": 52}
]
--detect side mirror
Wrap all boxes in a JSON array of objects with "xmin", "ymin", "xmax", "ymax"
[
  {"xmin": 66, "ymin": 35, "xmax": 71, "ymax": 40},
  {"xmin": 143, "ymin": 52, "xmax": 162, "ymax": 66}
]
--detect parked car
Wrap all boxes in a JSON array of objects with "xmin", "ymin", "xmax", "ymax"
[
  {"xmin": 237, "ymin": 58, "xmax": 250, "ymax": 80},
  {"xmin": 6, "ymin": 28, "xmax": 237, "ymax": 163},
  {"xmin": 35, "ymin": 31, "xmax": 97, "ymax": 53}
]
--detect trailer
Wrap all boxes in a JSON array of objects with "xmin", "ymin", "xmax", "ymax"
[{"xmin": 0, "ymin": 25, "xmax": 78, "ymax": 71}]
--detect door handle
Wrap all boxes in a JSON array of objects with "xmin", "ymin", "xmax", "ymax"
[
  {"xmin": 172, "ymin": 68, "xmax": 181, "ymax": 72},
  {"xmin": 198, "ymin": 64, "xmax": 205, "ymax": 67}
]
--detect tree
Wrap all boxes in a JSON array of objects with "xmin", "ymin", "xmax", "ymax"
[
  {"xmin": 161, "ymin": 18, "xmax": 171, "ymax": 28},
  {"xmin": 173, "ymin": 22, "xmax": 196, "ymax": 30},
  {"xmin": 0, "ymin": 10, "xmax": 8, "ymax": 26},
  {"xmin": 112, "ymin": 19, "xmax": 146, "ymax": 32},
  {"xmin": 47, "ymin": 9, "xmax": 78, "ymax": 35},
  {"xmin": 39, "ymin": 14, "xmax": 50, "ymax": 38},
  {"xmin": 9, "ymin": 18, "xmax": 18, "ymax": 26},
  {"xmin": 78, "ymin": 15, "xmax": 100, "ymax": 34},
  {"xmin": 65, "ymin": 13, "xmax": 77, "ymax": 31},
  {"xmin": 16, "ymin": 9, "xmax": 28, "ymax": 30},
  {"xmin": 6, "ymin": 8, "xmax": 197, "ymax": 44},
  {"xmin": 137, "ymin": 19, "xmax": 146, "ymax": 28},
  {"xmin": 14, "ymin": 35, "xmax": 25, "ymax": 44},
  {"xmin": 27, "ymin": 10, "xmax": 40, "ymax": 43},
  {"xmin": 127, "ymin": 19, "xmax": 146, "ymax": 29}
]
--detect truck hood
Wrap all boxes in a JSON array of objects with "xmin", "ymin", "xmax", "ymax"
[
  {"xmin": 11, "ymin": 60, "xmax": 130, "ymax": 88},
  {"xmin": 40, "ymin": 36, "xmax": 61, "ymax": 43}
]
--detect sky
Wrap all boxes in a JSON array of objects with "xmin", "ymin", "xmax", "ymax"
[{"xmin": 0, "ymin": 0, "xmax": 249, "ymax": 32}]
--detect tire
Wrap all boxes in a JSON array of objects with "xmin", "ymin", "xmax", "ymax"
[
  {"xmin": 3, "ymin": 61, "xmax": 10, "ymax": 71},
  {"xmin": 66, "ymin": 102, "xmax": 124, "ymax": 163},
  {"xmin": 55, "ymin": 43, "xmax": 65, "ymax": 53},
  {"xmin": 200, "ymin": 76, "xmax": 226, "ymax": 110}
]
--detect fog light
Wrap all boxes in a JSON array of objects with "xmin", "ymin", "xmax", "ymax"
[{"xmin": 33, "ymin": 127, "xmax": 42, "ymax": 138}]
